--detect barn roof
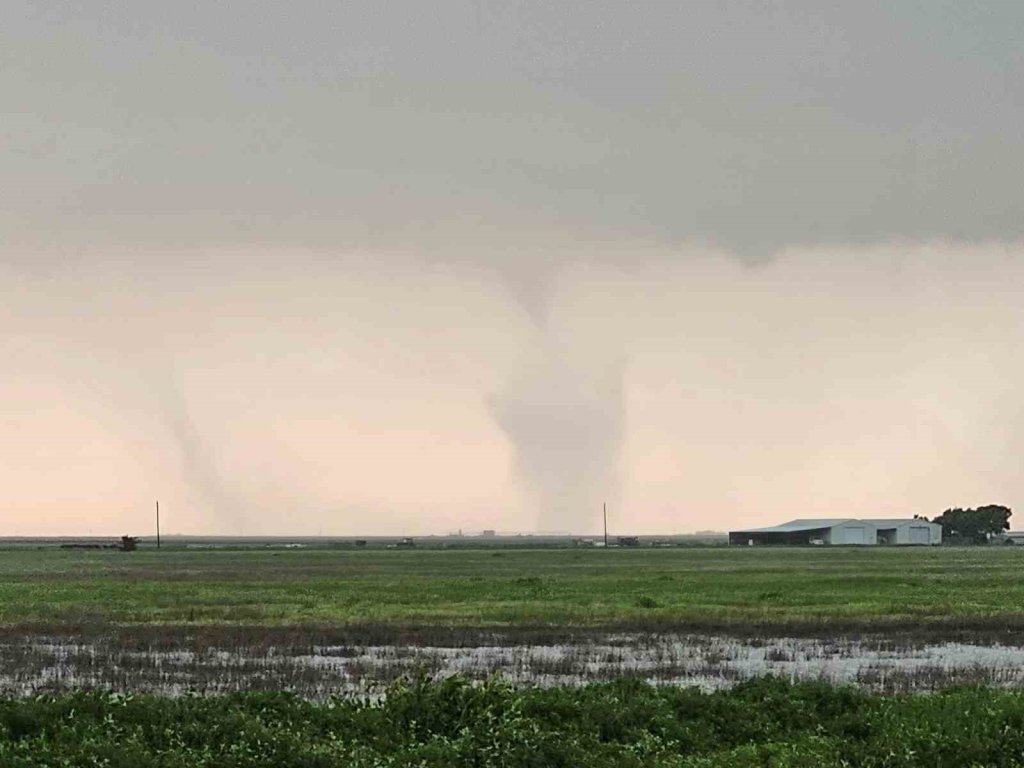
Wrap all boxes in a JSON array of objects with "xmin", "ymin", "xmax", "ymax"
[
  {"xmin": 861, "ymin": 518, "xmax": 936, "ymax": 527},
  {"xmin": 730, "ymin": 519, "xmax": 861, "ymax": 534}
]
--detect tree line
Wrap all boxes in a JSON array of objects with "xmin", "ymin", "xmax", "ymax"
[{"xmin": 926, "ymin": 504, "xmax": 1012, "ymax": 544}]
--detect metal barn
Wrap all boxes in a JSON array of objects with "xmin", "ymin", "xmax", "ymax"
[{"xmin": 729, "ymin": 518, "xmax": 941, "ymax": 546}]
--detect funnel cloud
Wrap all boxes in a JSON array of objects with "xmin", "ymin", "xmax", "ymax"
[{"xmin": 489, "ymin": 336, "xmax": 625, "ymax": 534}]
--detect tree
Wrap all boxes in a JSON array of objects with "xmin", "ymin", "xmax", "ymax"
[{"xmin": 933, "ymin": 505, "xmax": 1012, "ymax": 544}]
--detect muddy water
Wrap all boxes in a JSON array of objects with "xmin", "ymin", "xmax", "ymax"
[{"xmin": 3, "ymin": 635, "xmax": 1023, "ymax": 699}]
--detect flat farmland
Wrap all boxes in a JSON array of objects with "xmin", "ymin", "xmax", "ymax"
[
  {"xmin": 7, "ymin": 546, "xmax": 1024, "ymax": 765},
  {"xmin": 2, "ymin": 545, "xmax": 1023, "ymax": 636}
]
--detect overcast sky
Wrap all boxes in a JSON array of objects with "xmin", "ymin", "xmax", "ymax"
[{"xmin": 3, "ymin": 2, "xmax": 1023, "ymax": 535}]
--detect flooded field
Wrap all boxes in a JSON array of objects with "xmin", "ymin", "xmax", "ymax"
[
  {"xmin": 4, "ymin": 632, "xmax": 1024, "ymax": 699},
  {"xmin": 6, "ymin": 548, "xmax": 1024, "ymax": 702}
]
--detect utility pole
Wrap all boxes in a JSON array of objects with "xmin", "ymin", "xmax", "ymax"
[
  {"xmin": 603, "ymin": 502, "xmax": 608, "ymax": 547},
  {"xmin": 156, "ymin": 500, "xmax": 161, "ymax": 550}
]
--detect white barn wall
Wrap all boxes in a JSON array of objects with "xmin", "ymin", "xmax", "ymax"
[
  {"xmin": 898, "ymin": 523, "xmax": 925, "ymax": 545},
  {"xmin": 893, "ymin": 521, "xmax": 942, "ymax": 545},
  {"xmin": 829, "ymin": 521, "xmax": 876, "ymax": 546}
]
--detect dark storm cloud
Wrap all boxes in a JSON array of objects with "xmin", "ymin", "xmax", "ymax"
[{"xmin": 4, "ymin": 1, "xmax": 1023, "ymax": 257}]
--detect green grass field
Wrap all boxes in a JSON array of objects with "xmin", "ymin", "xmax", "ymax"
[{"xmin": 2, "ymin": 545, "xmax": 1023, "ymax": 636}]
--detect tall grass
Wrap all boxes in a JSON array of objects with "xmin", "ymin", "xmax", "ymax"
[{"xmin": 3, "ymin": 676, "xmax": 1024, "ymax": 766}]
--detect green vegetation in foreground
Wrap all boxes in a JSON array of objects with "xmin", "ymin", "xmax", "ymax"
[
  {"xmin": 2, "ymin": 546, "xmax": 1024, "ymax": 630},
  {"xmin": 3, "ymin": 677, "xmax": 1024, "ymax": 767}
]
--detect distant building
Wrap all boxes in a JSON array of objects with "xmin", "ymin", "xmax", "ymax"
[{"xmin": 728, "ymin": 519, "xmax": 941, "ymax": 546}]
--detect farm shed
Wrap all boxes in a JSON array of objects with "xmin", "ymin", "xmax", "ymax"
[
  {"xmin": 729, "ymin": 518, "xmax": 941, "ymax": 546},
  {"xmin": 729, "ymin": 519, "xmax": 876, "ymax": 546}
]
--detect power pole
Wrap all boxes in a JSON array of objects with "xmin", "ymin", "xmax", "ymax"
[
  {"xmin": 603, "ymin": 502, "xmax": 608, "ymax": 547},
  {"xmin": 156, "ymin": 500, "xmax": 161, "ymax": 550}
]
